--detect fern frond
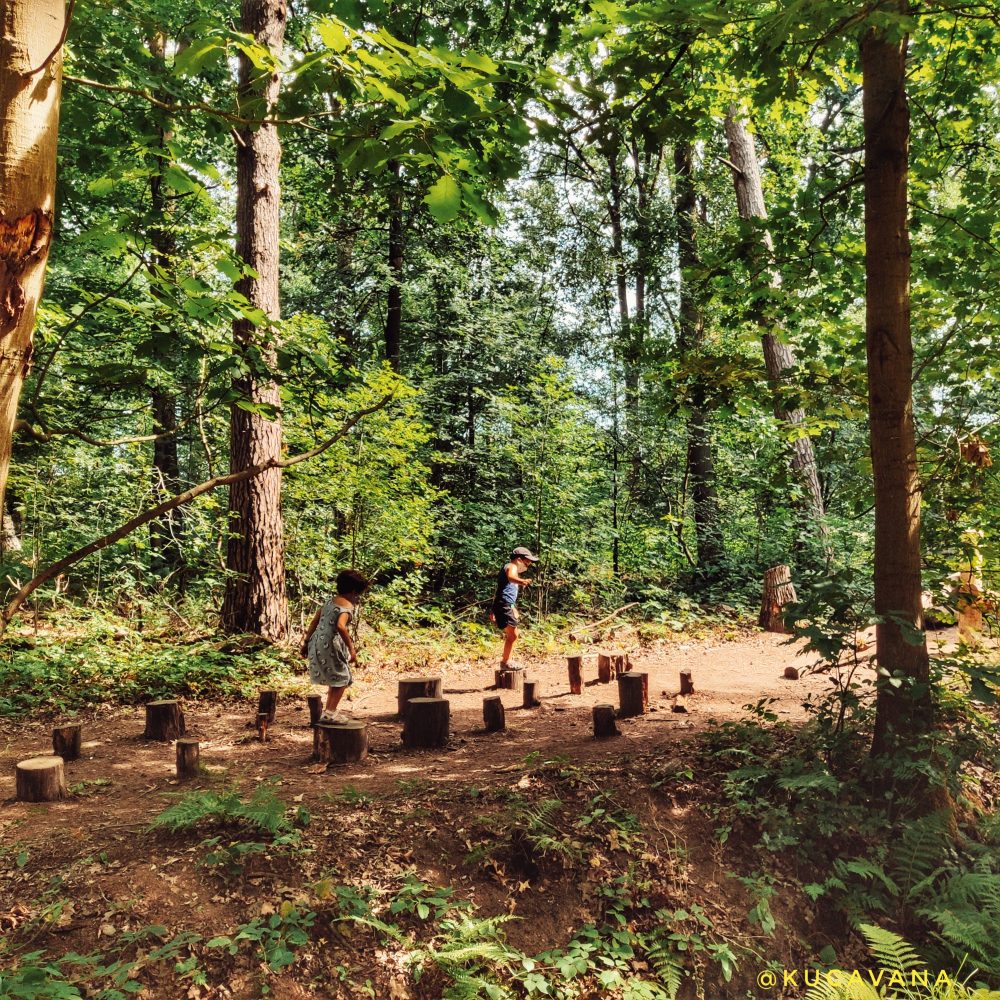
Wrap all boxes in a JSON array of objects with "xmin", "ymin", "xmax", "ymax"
[{"xmin": 858, "ymin": 923, "xmax": 924, "ymax": 974}]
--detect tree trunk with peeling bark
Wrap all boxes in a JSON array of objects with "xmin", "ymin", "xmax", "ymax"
[
  {"xmin": 0, "ymin": 0, "xmax": 65, "ymax": 516},
  {"xmin": 723, "ymin": 110, "xmax": 827, "ymax": 530},
  {"xmin": 220, "ymin": 0, "xmax": 289, "ymax": 640},
  {"xmin": 860, "ymin": 6, "xmax": 931, "ymax": 757},
  {"xmin": 385, "ymin": 158, "xmax": 403, "ymax": 372}
]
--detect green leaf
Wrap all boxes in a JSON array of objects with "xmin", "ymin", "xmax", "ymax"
[{"xmin": 424, "ymin": 174, "xmax": 461, "ymax": 223}]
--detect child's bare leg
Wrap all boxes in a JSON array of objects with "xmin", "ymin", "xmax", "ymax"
[
  {"xmin": 501, "ymin": 625, "xmax": 518, "ymax": 664},
  {"xmin": 325, "ymin": 686, "xmax": 346, "ymax": 712}
]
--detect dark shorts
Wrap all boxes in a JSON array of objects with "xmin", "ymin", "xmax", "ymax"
[{"xmin": 493, "ymin": 604, "xmax": 520, "ymax": 630}]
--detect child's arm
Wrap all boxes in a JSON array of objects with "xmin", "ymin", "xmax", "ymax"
[
  {"xmin": 336, "ymin": 610, "xmax": 358, "ymax": 663},
  {"xmin": 507, "ymin": 564, "xmax": 533, "ymax": 586},
  {"xmin": 300, "ymin": 605, "xmax": 324, "ymax": 657}
]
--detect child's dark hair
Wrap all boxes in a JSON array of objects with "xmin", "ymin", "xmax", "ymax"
[{"xmin": 336, "ymin": 569, "xmax": 370, "ymax": 597}]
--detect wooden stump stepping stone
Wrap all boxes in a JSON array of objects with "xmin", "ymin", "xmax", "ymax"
[
  {"xmin": 617, "ymin": 672, "xmax": 648, "ymax": 718},
  {"xmin": 176, "ymin": 739, "xmax": 200, "ymax": 779},
  {"xmin": 307, "ymin": 694, "xmax": 323, "ymax": 726},
  {"xmin": 52, "ymin": 724, "xmax": 81, "ymax": 762},
  {"xmin": 402, "ymin": 697, "xmax": 449, "ymax": 748},
  {"xmin": 483, "ymin": 695, "xmax": 506, "ymax": 732},
  {"xmin": 679, "ymin": 670, "xmax": 695, "ymax": 695},
  {"xmin": 317, "ymin": 721, "xmax": 369, "ymax": 764},
  {"xmin": 143, "ymin": 700, "xmax": 185, "ymax": 741},
  {"xmin": 16, "ymin": 756, "xmax": 67, "ymax": 802},
  {"xmin": 597, "ymin": 653, "xmax": 612, "ymax": 684},
  {"xmin": 593, "ymin": 704, "xmax": 620, "ymax": 738},
  {"xmin": 257, "ymin": 690, "xmax": 277, "ymax": 725},
  {"xmin": 522, "ymin": 680, "xmax": 541, "ymax": 708},
  {"xmin": 495, "ymin": 667, "xmax": 524, "ymax": 693},
  {"xmin": 567, "ymin": 655, "xmax": 583, "ymax": 695},
  {"xmin": 397, "ymin": 676, "xmax": 443, "ymax": 719}
]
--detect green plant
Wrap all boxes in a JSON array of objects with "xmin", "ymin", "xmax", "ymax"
[{"xmin": 208, "ymin": 901, "xmax": 315, "ymax": 978}]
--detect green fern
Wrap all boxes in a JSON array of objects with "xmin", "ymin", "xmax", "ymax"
[
  {"xmin": 642, "ymin": 936, "xmax": 684, "ymax": 1000},
  {"xmin": 859, "ymin": 923, "xmax": 925, "ymax": 974},
  {"xmin": 150, "ymin": 781, "xmax": 290, "ymax": 836}
]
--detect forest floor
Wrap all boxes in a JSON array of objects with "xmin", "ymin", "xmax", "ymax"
[{"xmin": 0, "ymin": 621, "xmax": 985, "ymax": 999}]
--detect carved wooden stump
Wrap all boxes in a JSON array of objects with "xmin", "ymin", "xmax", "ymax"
[
  {"xmin": 176, "ymin": 739, "xmax": 200, "ymax": 779},
  {"xmin": 257, "ymin": 690, "xmax": 277, "ymax": 725},
  {"xmin": 307, "ymin": 694, "xmax": 323, "ymax": 727},
  {"xmin": 593, "ymin": 704, "xmax": 620, "ymax": 738},
  {"xmin": 759, "ymin": 564, "xmax": 796, "ymax": 634},
  {"xmin": 402, "ymin": 697, "xmax": 450, "ymax": 748},
  {"xmin": 318, "ymin": 721, "xmax": 369, "ymax": 764},
  {"xmin": 397, "ymin": 676, "xmax": 443, "ymax": 719},
  {"xmin": 567, "ymin": 655, "xmax": 583, "ymax": 695},
  {"xmin": 52, "ymin": 724, "xmax": 81, "ymax": 762},
  {"xmin": 15, "ymin": 756, "xmax": 67, "ymax": 802},
  {"xmin": 483, "ymin": 696, "xmax": 506, "ymax": 733},
  {"xmin": 495, "ymin": 668, "xmax": 524, "ymax": 693},
  {"xmin": 597, "ymin": 653, "xmax": 612, "ymax": 684},
  {"xmin": 617, "ymin": 672, "xmax": 648, "ymax": 718},
  {"xmin": 143, "ymin": 700, "xmax": 185, "ymax": 741},
  {"xmin": 522, "ymin": 681, "xmax": 541, "ymax": 709},
  {"xmin": 679, "ymin": 670, "xmax": 694, "ymax": 695}
]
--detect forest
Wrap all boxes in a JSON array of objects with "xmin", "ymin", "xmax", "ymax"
[{"xmin": 0, "ymin": 0, "xmax": 999, "ymax": 998}]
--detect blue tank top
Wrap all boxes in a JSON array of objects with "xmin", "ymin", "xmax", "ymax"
[{"xmin": 495, "ymin": 564, "xmax": 519, "ymax": 607}]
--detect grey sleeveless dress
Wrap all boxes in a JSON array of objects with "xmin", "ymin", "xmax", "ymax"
[{"xmin": 307, "ymin": 599, "xmax": 354, "ymax": 687}]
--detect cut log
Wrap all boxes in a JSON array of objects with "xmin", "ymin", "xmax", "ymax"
[
  {"xmin": 672, "ymin": 695, "xmax": 689, "ymax": 713},
  {"xmin": 597, "ymin": 653, "xmax": 612, "ymax": 684},
  {"xmin": 617, "ymin": 672, "xmax": 648, "ymax": 718},
  {"xmin": 483, "ymin": 695, "xmax": 506, "ymax": 733},
  {"xmin": 611, "ymin": 652, "xmax": 630, "ymax": 677},
  {"xmin": 312, "ymin": 725, "xmax": 323, "ymax": 761},
  {"xmin": 495, "ymin": 667, "xmax": 524, "ymax": 693},
  {"xmin": 307, "ymin": 694, "xmax": 323, "ymax": 726},
  {"xmin": 175, "ymin": 739, "xmax": 200, "ymax": 779},
  {"xmin": 257, "ymin": 690, "xmax": 277, "ymax": 725},
  {"xmin": 522, "ymin": 680, "xmax": 541, "ymax": 709},
  {"xmin": 256, "ymin": 712, "xmax": 269, "ymax": 742},
  {"xmin": 52, "ymin": 724, "xmax": 81, "ymax": 762},
  {"xmin": 397, "ymin": 676, "xmax": 443, "ymax": 719},
  {"xmin": 783, "ymin": 666, "xmax": 799, "ymax": 681},
  {"xmin": 567, "ymin": 655, "xmax": 583, "ymax": 695},
  {"xmin": 593, "ymin": 704, "xmax": 620, "ymax": 738},
  {"xmin": 143, "ymin": 700, "xmax": 185, "ymax": 741},
  {"xmin": 318, "ymin": 721, "xmax": 368, "ymax": 764},
  {"xmin": 759, "ymin": 564, "xmax": 797, "ymax": 634},
  {"xmin": 679, "ymin": 670, "xmax": 694, "ymax": 695},
  {"xmin": 15, "ymin": 756, "xmax": 67, "ymax": 802},
  {"xmin": 402, "ymin": 697, "xmax": 450, "ymax": 748}
]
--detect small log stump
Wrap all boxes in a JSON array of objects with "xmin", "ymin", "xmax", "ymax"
[
  {"xmin": 593, "ymin": 704, "xmax": 620, "ymax": 738},
  {"xmin": 597, "ymin": 653, "xmax": 612, "ymax": 684},
  {"xmin": 618, "ymin": 672, "xmax": 648, "ymax": 718},
  {"xmin": 318, "ymin": 721, "xmax": 369, "ymax": 764},
  {"xmin": 522, "ymin": 680, "xmax": 541, "ymax": 709},
  {"xmin": 672, "ymin": 695, "xmax": 689, "ymax": 713},
  {"xmin": 679, "ymin": 670, "xmax": 695, "ymax": 695},
  {"xmin": 307, "ymin": 695, "xmax": 323, "ymax": 726},
  {"xmin": 52, "ymin": 724, "xmax": 81, "ymax": 762},
  {"xmin": 402, "ymin": 697, "xmax": 450, "ymax": 748},
  {"xmin": 567, "ymin": 655, "xmax": 583, "ymax": 695},
  {"xmin": 15, "ymin": 756, "xmax": 67, "ymax": 802},
  {"xmin": 256, "ymin": 713, "xmax": 269, "ymax": 742},
  {"xmin": 312, "ymin": 725, "xmax": 323, "ymax": 761},
  {"xmin": 759, "ymin": 564, "xmax": 797, "ymax": 634},
  {"xmin": 176, "ymin": 739, "xmax": 200, "ymax": 779},
  {"xmin": 783, "ymin": 666, "xmax": 799, "ymax": 681},
  {"xmin": 257, "ymin": 690, "xmax": 277, "ymax": 725},
  {"xmin": 611, "ymin": 652, "xmax": 630, "ymax": 677},
  {"xmin": 483, "ymin": 696, "xmax": 506, "ymax": 732},
  {"xmin": 397, "ymin": 676, "xmax": 443, "ymax": 719},
  {"xmin": 143, "ymin": 700, "xmax": 185, "ymax": 741},
  {"xmin": 495, "ymin": 667, "xmax": 525, "ymax": 693}
]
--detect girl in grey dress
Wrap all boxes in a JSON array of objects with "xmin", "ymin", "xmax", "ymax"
[{"xmin": 300, "ymin": 570, "xmax": 370, "ymax": 723}]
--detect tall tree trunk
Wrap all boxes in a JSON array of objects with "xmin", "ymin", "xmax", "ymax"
[
  {"xmin": 0, "ymin": 1, "xmax": 65, "ymax": 516},
  {"xmin": 220, "ymin": 0, "xmax": 289, "ymax": 640},
  {"xmin": 147, "ymin": 31, "xmax": 182, "ymax": 576},
  {"xmin": 724, "ymin": 111, "xmax": 827, "ymax": 529},
  {"xmin": 861, "ymin": 6, "xmax": 930, "ymax": 757},
  {"xmin": 675, "ymin": 141, "xmax": 722, "ymax": 567},
  {"xmin": 385, "ymin": 159, "xmax": 403, "ymax": 372}
]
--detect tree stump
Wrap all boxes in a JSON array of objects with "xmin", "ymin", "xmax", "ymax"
[
  {"xmin": 402, "ymin": 697, "xmax": 449, "ymax": 748},
  {"xmin": 257, "ymin": 690, "xmax": 277, "ymax": 725},
  {"xmin": 618, "ymin": 672, "xmax": 648, "ymax": 718},
  {"xmin": 495, "ymin": 667, "xmax": 524, "ymax": 693},
  {"xmin": 483, "ymin": 696, "xmax": 506, "ymax": 733},
  {"xmin": 307, "ymin": 694, "xmax": 323, "ymax": 727},
  {"xmin": 522, "ymin": 680, "xmax": 541, "ymax": 709},
  {"xmin": 679, "ymin": 670, "xmax": 694, "ymax": 696},
  {"xmin": 176, "ymin": 739, "xmax": 200, "ymax": 779},
  {"xmin": 256, "ymin": 713, "xmax": 269, "ymax": 742},
  {"xmin": 597, "ymin": 653, "xmax": 612, "ymax": 684},
  {"xmin": 15, "ymin": 756, "xmax": 67, "ymax": 802},
  {"xmin": 593, "ymin": 704, "xmax": 620, "ymax": 738},
  {"xmin": 52, "ymin": 724, "xmax": 81, "ymax": 762},
  {"xmin": 612, "ymin": 653, "xmax": 630, "ymax": 677},
  {"xmin": 783, "ymin": 666, "xmax": 799, "ymax": 681},
  {"xmin": 397, "ymin": 676, "xmax": 443, "ymax": 719},
  {"xmin": 318, "ymin": 721, "xmax": 368, "ymax": 764},
  {"xmin": 567, "ymin": 655, "xmax": 583, "ymax": 695},
  {"xmin": 672, "ymin": 695, "xmax": 688, "ymax": 713},
  {"xmin": 143, "ymin": 700, "xmax": 185, "ymax": 741},
  {"xmin": 759, "ymin": 565, "xmax": 797, "ymax": 634}
]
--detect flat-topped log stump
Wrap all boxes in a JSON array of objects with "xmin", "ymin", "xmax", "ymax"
[
  {"xmin": 679, "ymin": 670, "xmax": 695, "ymax": 695},
  {"xmin": 617, "ymin": 672, "xmax": 648, "ymax": 718},
  {"xmin": 593, "ymin": 704, "xmax": 620, "ymax": 738},
  {"xmin": 318, "ymin": 721, "xmax": 369, "ymax": 764},
  {"xmin": 611, "ymin": 653, "xmax": 630, "ymax": 677},
  {"xmin": 257, "ymin": 690, "xmax": 277, "ymax": 725},
  {"xmin": 143, "ymin": 700, "xmax": 185, "ymax": 741},
  {"xmin": 597, "ymin": 653, "xmax": 612, "ymax": 684},
  {"xmin": 495, "ymin": 667, "xmax": 524, "ymax": 693},
  {"xmin": 397, "ymin": 676, "xmax": 443, "ymax": 719},
  {"xmin": 16, "ymin": 756, "xmax": 67, "ymax": 802},
  {"xmin": 567, "ymin": 655, "xmax": 583, "ymax": 695},
  {"xmin": 483, "ymin": 696, "xmax": 506, "ymax": 732},
  {"xmin": 307, "ymin": 694, "xmax": 323, "ymax": 726},
  {"xmin": 52, "ymin": 724, "xmax": 81, "ymax": 762},
  {"xmin": 522, "ymin": 681, "xmax": 541, "ymax": 709},
  {"xmin": 402, "ymin": 697, "xmax": 450, "ymax": 748},
  {"xmin": 176, "ymin": 739, "xmax": 201, "ymax": 779}
]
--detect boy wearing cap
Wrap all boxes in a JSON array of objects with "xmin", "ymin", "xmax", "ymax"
[{"xmin": 492, "ymin": 546, "xmax": 539, "ymax": 668}]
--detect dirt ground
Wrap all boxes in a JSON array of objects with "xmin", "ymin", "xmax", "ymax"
[{"xmin": 0, "ymin": 624, "xmax": 973, "ymax": 997}]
